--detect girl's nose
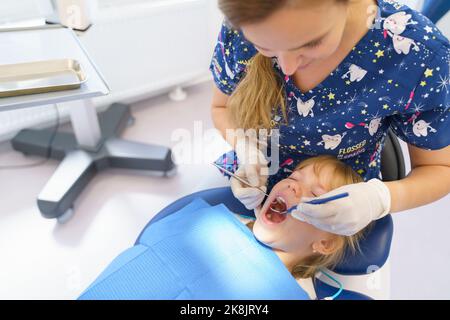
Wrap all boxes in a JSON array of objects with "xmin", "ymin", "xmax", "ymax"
[{"xmin": 287, "ymin": 181, "xmax": 302, "ymax": 198}]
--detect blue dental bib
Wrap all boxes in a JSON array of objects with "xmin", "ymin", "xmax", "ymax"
[{"xmin": 79, "ymin": 198, "xmax": 308, "ymax": 300}]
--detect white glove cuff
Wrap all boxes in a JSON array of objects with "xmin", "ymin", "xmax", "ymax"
[{"xmin": 367, "ymin": 178, "xmax": 391, "ymax": 219}]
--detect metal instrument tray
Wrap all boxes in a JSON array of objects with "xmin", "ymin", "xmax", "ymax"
[{"xmin": 0, "ymin": 59, "xmax": 87, "ymax": 98}]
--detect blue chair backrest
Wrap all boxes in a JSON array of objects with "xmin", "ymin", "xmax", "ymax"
[{"xmin": 421, "ymin": 0, "xmax": 450, "ymax": 24}]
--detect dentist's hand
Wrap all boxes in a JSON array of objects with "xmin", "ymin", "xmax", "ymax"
[
  {"xmin": 230, "ymin": 166, "xmax": 268, "ymax": 209},
  {"xmin": 231, "ymin": 137, "xmax": 269, "ymax": 210},
  {"xmin": 290, "ymin": 179, "xmax": 391, "ymax": 236}
]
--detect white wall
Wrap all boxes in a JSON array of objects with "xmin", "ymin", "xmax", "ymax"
[
  {"xmin": 0, "ymin": 0, "xmax": 224, "ymax": 142},
  {"xmin": 2, "ymin": 0, "xmax": 448, "ymax": 143},
  {"xmin": 0, "ymin": 0, "xmax": 53, "ymax": 25}
]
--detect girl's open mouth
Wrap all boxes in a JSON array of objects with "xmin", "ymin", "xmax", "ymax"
[{"xmin": 262, "ymin": 198, "xmax": 288, "ymax": 224}]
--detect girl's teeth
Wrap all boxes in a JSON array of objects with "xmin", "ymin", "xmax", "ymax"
[{"xmin": 270, "ymin": 198, "xmax": 287, "ymax": 212}]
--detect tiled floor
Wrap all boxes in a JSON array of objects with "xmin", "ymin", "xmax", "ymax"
[{"xmin": 0, "ymin": 81, "xmax": 449, "ymax": 299}]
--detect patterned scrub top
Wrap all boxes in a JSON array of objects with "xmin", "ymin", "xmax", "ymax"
[{"xmin": 209, "ymin": 0, "xmax": 450, "ymax": 192}]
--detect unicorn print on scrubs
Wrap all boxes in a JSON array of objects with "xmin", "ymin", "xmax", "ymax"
[
  {"xmin": 413, "ymin": 119, "xmax": 437, "ymax": 137},
  {"xmin": 367, "ymin": 117, "xmax": 383, "ymax": 136},
  {"xmin": 211, "ymin": 26, "xmax": 241, "ymax": 81},
  {"xmin": 382, "ymin": 11, "xmax": 420, "ymax": 55},
  {"xmin": 410, "ymin": 113, "xmax": 438, "ymax": 137},
  {"xmin": 292, "ymin": 94, "xmax": 316, "ymax": 117},
  {"xmin": 341, "ymin": 64, "xmax": 368, "ymax": 82},
  {"xmin": 316, "ymin": 132, "xmax": 347, "ymax": 150},
  {"xmin": 217, "ymin": 37, "xmax": 236, "ymax": 80},
  {"xmin": 210, "ymin": 0, "xmax": 450, "ymax": 195},
  {"xmin": 344, "ymin": 116, "xmax": 382, "ymax": 137}
]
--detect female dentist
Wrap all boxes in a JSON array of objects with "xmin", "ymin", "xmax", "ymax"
[{"xmin": 209, "ymin": 0, "xmax": 450, "ymax": 236}]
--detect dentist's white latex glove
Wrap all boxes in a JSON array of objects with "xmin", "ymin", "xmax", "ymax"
[
  {"xmin": 231, "ymin": 137, "xmax": 269, "ymax": 210},
  {"xmin": 290, "ymin": 179, "xmax": 391, "ymax": 236},
  {"xmin": 230, "ymin": 165, "xmax": 268, "ymax": 210}
]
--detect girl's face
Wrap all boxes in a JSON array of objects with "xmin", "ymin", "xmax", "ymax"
[
  {"xmin": 240, "ymin": 1, "xmax": 349, "ymax": 75},
  {"xmin": 253, "ymin": 164, "xmax": 336, "ymax": 254}
]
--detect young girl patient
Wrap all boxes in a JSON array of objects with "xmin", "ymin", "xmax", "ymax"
[
  {"xmin": 80, "ymin": 155, "xmax": 372, "ymax": 300},
  {"xmin": 237, "ymin": 155, "xmax": 372, "ymax": 298}
]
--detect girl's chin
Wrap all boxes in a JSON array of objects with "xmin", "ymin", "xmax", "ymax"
[{"xmin": 253, "ymin": 220, "xmax": 280, "ymax": 247}]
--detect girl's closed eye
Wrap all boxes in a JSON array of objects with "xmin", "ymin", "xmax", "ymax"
[
  {"xmin": 286, "ymin": 175, "xmax": 317, "ymax": 197},
  {"xmin": 305, "ymin": 39, "xmax": 323, "ymax": 48}
]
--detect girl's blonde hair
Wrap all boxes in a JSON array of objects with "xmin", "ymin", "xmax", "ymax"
[
  {"xmin": 247, "ymin": 155, "xmax": 370, "ymax": 279},
  {"xmin": 218, "ymin": 0, "xmax": 349, "ymax": 131}
]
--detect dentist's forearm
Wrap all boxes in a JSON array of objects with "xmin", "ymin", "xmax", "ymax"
[
  {"xmin": 211, "ymin": 105, "xmax": 238, "ymax": 148},
  {"xmin": 384, "ymin": 165, "xmax": 450, "ymax": 213},
  {"xmin": 211, "ymin": 85, "xmax": 238, "ymax": 148}
]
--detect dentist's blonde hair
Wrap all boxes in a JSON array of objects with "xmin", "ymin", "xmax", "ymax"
[{"xmin": 218, "ymin": 0, "xmax": 349, "ymax": 131}]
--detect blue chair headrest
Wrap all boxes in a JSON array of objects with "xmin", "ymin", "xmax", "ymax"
[
  {"xmin": 333, "ymin": 215, "xmax": 393, "ymax": 275},
  {"xmin": 137, "ymin": 187, "xmax": 393, "ymax": 276},
  {"xmin": 421, "ymin": 0, "xmax": 450, "ymax": 24}
]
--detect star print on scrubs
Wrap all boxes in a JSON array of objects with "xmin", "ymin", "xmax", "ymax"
[{"xmin": 209, "ymin": 0, "xmax": 450, "ymax": 192}]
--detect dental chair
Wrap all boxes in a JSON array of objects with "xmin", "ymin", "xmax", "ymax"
[
  {"xmin": 133, "ymin": 129, "xmax": 404, "ymax": 300},
  {"xmin": 421, "ymin": 0, "xmax": 450, "ymax": 24},
  {"xmin": 80, "ymin": 2, "xmax": 449, "ymax": 300},
  {"xmin": 137, "ymin": 3, "xmax": 449, "ymax": 298}
]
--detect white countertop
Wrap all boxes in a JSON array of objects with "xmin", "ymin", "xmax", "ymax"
[{"xmin": 0, "ymin": 25, "xmax": 109, "ymax": 112}]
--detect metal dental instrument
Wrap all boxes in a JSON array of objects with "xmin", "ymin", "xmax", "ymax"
[
  {"xmin": 212, "ymin": 162, "xmax": 293, "ymax": 214},
  {"xmin": 212, "ymin": 162, "xmax": 349, "ymax": 214},
  {"xmin": 280, "ymin": 192, "xmax": 350, "ymax": 215},
  {"xmin": 212, "ymin": 162, "xmax": 270, "ymax": 197}
]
